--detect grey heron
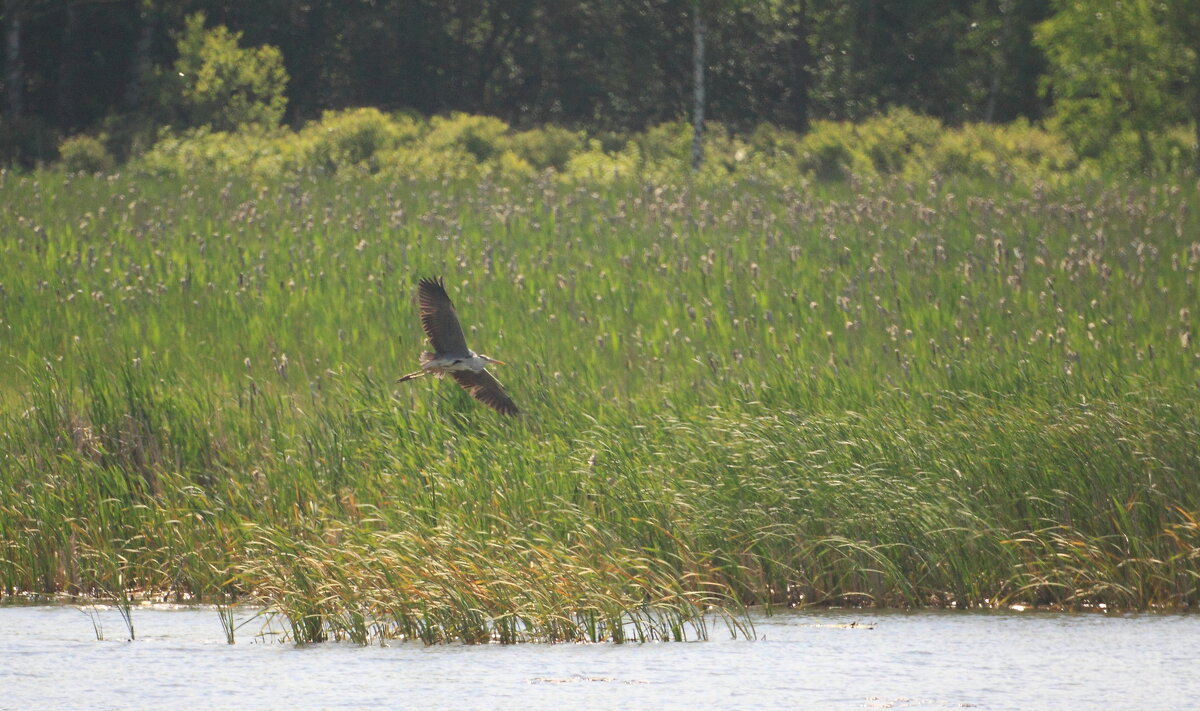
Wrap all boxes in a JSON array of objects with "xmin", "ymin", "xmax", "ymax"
[{"xmin": 397, "ymin": 276, "xmax": 519, "ymax": 416}]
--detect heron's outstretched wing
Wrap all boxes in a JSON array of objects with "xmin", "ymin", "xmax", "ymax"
[
  {"xmin": 450, "ymin": 369, "xmax": 519, "ymax": 416},
  {"xmin": 417, "ymin": 277, "xmax": 470, "ymax": 356}
]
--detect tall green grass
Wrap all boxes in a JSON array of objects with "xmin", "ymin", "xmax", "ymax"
[{"xmin": 1, "ymin": 168, "xmax": 1197, "ymax": 643}]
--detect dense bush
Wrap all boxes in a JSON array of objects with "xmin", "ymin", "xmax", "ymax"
[
  {"xmin": 57, "ymin": 134, "xmax": 115, "ymax": 174},
  {"xmin": 747, "ymin": 123, "xmax": 805, "ymax": 159},
  {"xmin": 426, "ymin": 113, "xmax": 509, "ymax": 162},
  {"xmin": 855, "ymin": 107, "xmax": 943, "ymax": 174},
  {"xmin": 560, "ymin": 139, "xmax": 641, "ymax": 185},
  {"xmin": 508, "ymin": 125, "xmax": 586, "ymax": 171},
  {"xmin": 796, "ymin": 121, "xmax": 867, "ymax": 181},
  {"xmin": 135, "ymin": 126, "xmax": 291, "ymax": 178},
  {"xmin": 635, "ymin": 121, "xmax": 694, "ymax": 167},
  {"xmin": 793, "ymin": 109, "xmax": 940, "ymax": 181},
  {"xmin": 121, "ymin": 106, "xmax": 1194, "ymax": 186},
  {"xmin": 922, "ymin": 120, "xmax": 1077, "ymax": 181},
  {"xmin": 297, "ymin": 108, "xmax": 419, "ymax": 174},
  {"xmin": 375, "ymin": 141, "xmax": 485, "ymax": 183},
  {"xmin": 1083, "ymin": 126, "xmax": 1199, "ymax": 177}
]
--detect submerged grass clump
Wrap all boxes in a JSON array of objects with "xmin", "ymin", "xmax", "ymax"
[{"xmin": 0, "ymin": 169, "xmax": 1197, "ymax": 643}]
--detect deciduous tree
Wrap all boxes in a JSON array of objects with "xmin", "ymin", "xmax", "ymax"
[
  {"xmin": 169, "ymin": 13, "xmax": 289, "ymax": 131},
  {"xmin": 1036, "ymin": 0, "xmax": 1189, "ymax": 171}
]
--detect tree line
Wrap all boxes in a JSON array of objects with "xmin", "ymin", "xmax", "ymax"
[{"xmin": 1, "ymin": 0, "xmax": 1197, "ymax": 170}]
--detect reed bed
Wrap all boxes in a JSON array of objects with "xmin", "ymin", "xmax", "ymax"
[{"xmin": 1, "ymin": 169, "xmax": 1197, "ymax": 643}]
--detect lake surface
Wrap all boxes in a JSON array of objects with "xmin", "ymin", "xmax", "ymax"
[{"xmin": 0, "ymin": 604, "xmax": 1194, "ymax": 710}]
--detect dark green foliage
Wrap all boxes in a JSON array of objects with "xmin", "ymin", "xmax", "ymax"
[
  {"xmin": 2, "ymin": 1, "xmax": 1196, "ymax": 174},
  {"xmin": 0, "ymin": 116, "xmax": 57, "ymax": 168}
]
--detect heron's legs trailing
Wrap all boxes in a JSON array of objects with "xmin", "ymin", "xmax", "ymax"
[{"xmin": 397, "ymin": 369, "xmax": 428, "ymax": 383}]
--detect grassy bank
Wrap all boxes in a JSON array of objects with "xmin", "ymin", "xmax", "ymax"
[{"xmin": 1, "ymin": 169, "xmax": 1198, "ymax": 643}]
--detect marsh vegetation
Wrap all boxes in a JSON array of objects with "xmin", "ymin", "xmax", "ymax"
[{"xmin": 1, "ymin": 149, "xmax": 1197, "ymax": 642}]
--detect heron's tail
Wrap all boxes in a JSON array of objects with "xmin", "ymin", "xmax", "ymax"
[{"xmin": 399, "ymin": 353, "xmax": 438, "ymax": 382}]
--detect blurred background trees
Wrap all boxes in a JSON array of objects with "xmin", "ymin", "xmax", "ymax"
[
  {"xmin": 0, "ymin": 0, "xmax": 1195, "ymax": 172},
  {"xmin": 1035, "ymin": 0, "xmax": 1195, "ymax": 173}
]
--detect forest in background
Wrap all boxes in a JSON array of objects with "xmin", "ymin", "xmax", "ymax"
[{"xmin": 1, "ymin": 0, "xmax": 1198, "ymax": 174}]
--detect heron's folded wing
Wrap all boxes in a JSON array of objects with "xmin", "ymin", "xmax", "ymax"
[
  {"xmin": 450, "ymin": 369, "xmax": 519, "ymax": 415},
  {"xmin": 417, "ymin": 277, "xmax": 470, "ymax": 355}
]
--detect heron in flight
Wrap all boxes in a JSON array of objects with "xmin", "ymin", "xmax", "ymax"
[{"xmin": 397, "ymin": 276, "xmax": 519, "ymax": 415}]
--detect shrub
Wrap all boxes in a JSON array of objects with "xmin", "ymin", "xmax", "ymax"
[
  {"xmin": 797, "ymin": 121, "xmax": 870, "ymax": 182},
  {"xmin": 1151, "ymin": 126, "xmax": 1199, "ymax": 175},
  {"xmin": 374, "ymin": 141, "xmax": 485, "ymax": 183},
  {"xmin": 133, "ymin": 126, "xmax": 286, "ymax": 178},
  {"xmin": 298, "ymin": 108, "xmax": 419, "ymax": 174},
  {"xmin": 701, "ymin": 123, "xmax": 752, "ymax": 176},
  {"xmin": 493, "ymin": 150, "xmax": 538, "ymax": 181},
  {"xmin": 628, "ymin": 122, "xmax": 755, "ymax": 182},
  {"xmin": 855, "ymin": 107, "xmax": 942, "ymax": 174},
  {"xmin": 925, "ymin": 129, "xmax": 999, "ymax": 180},
  {"xmin": 635, "ymin": 122, "xmax": 692, "ymax": 167},
  {"xmin": 747, "ymin": 123, "xmax": 804, "ymax": 159},
  {"xmin": 560, "ymin": 139, "xmax": 640, "ymax": 185},
  {"xmin": 921, "ymin": 120, "xmax": 1077, "ymax": 182},
  {"xmin": 426, "ymin": 113, "xmax": 509, "ymax": 162},
  {"xmin": 58, "ymin": 134, "xmax": 114, "ymax": 174},
  {"xmin": 1084, "ymin": 126, "xmax": 1195, "ymax": 177},
  {"xmin": 508, "ymin": 125, "xmax": 585, "ymax": 171}
]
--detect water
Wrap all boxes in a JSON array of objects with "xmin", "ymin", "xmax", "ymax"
[{"xmin": 0, "ymin": 604, "xmax": 1195, "ymax": 710}]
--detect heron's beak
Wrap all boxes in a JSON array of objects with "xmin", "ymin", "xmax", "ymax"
[{"xmin": 490, "ymin": 359, "xmax": 507, "ymax": 366}]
